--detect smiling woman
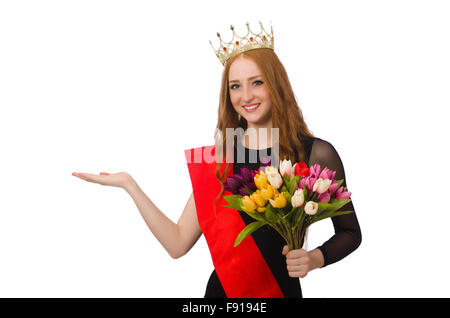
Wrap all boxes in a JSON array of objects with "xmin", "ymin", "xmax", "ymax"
[
  {"xmin": 215, "ymin": 47, "xmax": 314, "ymax": 165},
  {"xmin": 186, "ymin": 22, "xmax": 361, "ymax": 298},
  {"xmin": 228, "ymin": 56, "xmax": 273, "ymax": 131},
  {"xmin": 73, "ymin": 21, "xmax": 361, "ymax": 299}
]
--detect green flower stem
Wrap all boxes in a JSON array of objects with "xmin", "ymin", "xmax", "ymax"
[
  {"xmin": 286, "ymin": 223, "xmax": 295, "ymax": 250},
  {"xmin": 271, "ymin": 210, "xmax": 313, "ymax": 251},
  {"xmin": 295, "ymin": 210, "xmax": 306, "ymax": 231},
  {"xmin": 280, "ymin": 223, "xmax": 291, "ymax": 249},
  {"xmin": 294, "ymin": 226, "xmax": 301, "ymax": 250},
  {"xmin": 295, "ymin": 225, "xmax": 302, "ymax": 250},
  {"xmin": 271, "ymin": 224, "xmax": 289, "ymax": 247},
  {"xmin": 298, "ymin": 217, "xmax": 310, "ymax": 248},
  {"xmin": 281, "ymin": 218, "xmax": 295, "ymax": 250}
]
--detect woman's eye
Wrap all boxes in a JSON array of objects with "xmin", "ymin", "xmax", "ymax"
[{"xmin": 230, "ymin": 80, "xmax": 263, "ymax": 90}]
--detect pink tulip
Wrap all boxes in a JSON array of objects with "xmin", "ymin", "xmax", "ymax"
[
  {"xmin": 299, "ymin": 177, "xmax": 306, "ymax": 189},
  {"xmin": 318, "ymin": 192, "xmax": 331, "ymax": 203},
  {"xmin": 316, "ymin": 179, "xmax": 341, "ymax": 203},
  {"xmin": 327, "ymin": 180, "xmax": 338, "ymax": 195},
  {"xmin": 319, "ymin": 167, "xmax": 336, "ymax": 180},
  {"xmin": 335, "ymin": 186, "xmax": 352, "ymax": 199},
  {"xmin": 299, "ymin": 175, "xmax": 317, "ymax": 192},
  {"xmin": 309, "ymin": 164, "xmax": 321, "ymax": 179}
]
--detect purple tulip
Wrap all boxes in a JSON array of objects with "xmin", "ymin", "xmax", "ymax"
[
  {"xmin": 234, "ymin": 174, "xmax": 245, "ymax": 183},
  {"xmin": 239, "ymin": 167, "xmax": 253, "ymax": 183},
  {"xmin": 244, "ymin": 182, "xmax": 257, "ymax": 192},
  {"xmin": 238, "ymin": 188, "xmax": 251, "ymax": 196},
  {"xmin": 224, "ymin": 166, "xmax": 260, "ymax": 195},
  {"xmin": 224, "ymin": 174, "xmax": 246, "ymax": 194}
]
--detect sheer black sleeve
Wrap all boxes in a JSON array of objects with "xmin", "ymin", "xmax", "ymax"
[{"xmin": 308, "ymin": 138, "xmax": 362, "ymax": 268}]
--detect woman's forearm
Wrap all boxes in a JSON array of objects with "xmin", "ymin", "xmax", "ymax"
[{"xmin": 123, "ymin": 179, "xmax": 182, "ymax": 259}]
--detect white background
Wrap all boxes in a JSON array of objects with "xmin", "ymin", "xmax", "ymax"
[{"xmin": 1, "ymin": 0, "xmax": 449, "ymax": 297}]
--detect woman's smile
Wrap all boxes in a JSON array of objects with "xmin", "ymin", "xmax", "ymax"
[{"xmin": 243, "ymin": 103, "xmax": 261, "ymax": 112}]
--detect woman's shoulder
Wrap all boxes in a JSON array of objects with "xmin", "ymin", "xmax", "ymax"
[
  {"xmin": 301, "ymin": 135, "xmax": 332, "ymax": 146},
  {"xmin": 306, "ymin": 136, "xmax": 346, "ymax": 172},
  {"xmin": 300, "ymin": 135, "xmax": 332, "ymax": 154},
  {"xmin": 309, "ymin": 136, "xmax": 339, "ymax": 159}
]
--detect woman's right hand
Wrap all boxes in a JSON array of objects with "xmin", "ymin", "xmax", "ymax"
[{"xmin": 72, "ymin": 171, "xmax": 134, "ymax": 189}]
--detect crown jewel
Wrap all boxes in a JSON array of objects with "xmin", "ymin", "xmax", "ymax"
[{"xmin": 209, "ymin": 21, "xmax": 274, "ymax": 66}]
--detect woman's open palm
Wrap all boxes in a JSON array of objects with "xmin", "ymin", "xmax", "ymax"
[{"xmin": 72, "ymin": 171, "xmax": 132, "ymax": 188}]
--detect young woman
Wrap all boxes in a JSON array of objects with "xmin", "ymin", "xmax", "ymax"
[{"xmin": 72, "ymin": 25, "xmax": 361, "ymax": 298}]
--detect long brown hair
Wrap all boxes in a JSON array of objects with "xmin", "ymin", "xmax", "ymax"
[{"xmin": 214, "ymin": 48, "xmax": 315, "ymax": 213}]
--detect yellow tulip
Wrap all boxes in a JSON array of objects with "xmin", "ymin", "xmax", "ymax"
[
  {"xmin": 269, "ymin": 192, "xmax": 287, "ymax": 208},
  {"xmin": 273, "ymin": 187, "xmax": 280, "ymax": 196},
  {"xmin": 254, "ymin": 173, "xmax": 268, "ymax": 189},
  {"xmin": 242, "ymin": 196, "xmax": 257, "ymax": 212},
  {"xmin": 250, "ymin": 190, "xmax": 267, "ymax": 207},
  {"xmin": 257, "ymin": 206, "xmax": 266, "ymax": 213},
  {"xmin": 260, "ymin": 185, "xmax": 275, "ymax": 200}
]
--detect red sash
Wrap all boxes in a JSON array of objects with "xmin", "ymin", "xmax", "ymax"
[{"xmin": 185, "ymin": 145, "xmax": 284, "ymax": 298}]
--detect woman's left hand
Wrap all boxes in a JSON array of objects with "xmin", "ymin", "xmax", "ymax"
[{"xmin": 282, "ymin": 245, "xmax": 310, "ymax": 278}]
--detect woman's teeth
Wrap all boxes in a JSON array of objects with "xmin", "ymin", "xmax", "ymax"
[{"xmin": 243, "ymin": 103, "xmax": 260, "ymax": 110}]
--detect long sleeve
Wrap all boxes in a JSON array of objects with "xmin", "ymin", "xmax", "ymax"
[{"xmin": 307, "ymin": 138, "xmax": 362, "ymax": 268}]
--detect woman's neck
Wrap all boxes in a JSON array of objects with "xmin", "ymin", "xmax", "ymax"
[{"xmin": 241, "ymin": 123, "xmax": 273, "ymax": 150}]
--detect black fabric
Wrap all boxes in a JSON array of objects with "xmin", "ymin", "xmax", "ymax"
[{"xmin": 204, "ymin": 136, "xmax": 361, "ymax": 298}]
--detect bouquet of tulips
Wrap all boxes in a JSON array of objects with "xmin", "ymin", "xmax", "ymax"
[{"xmin": 223, "ymin": 160, "xmax": 354, "ymax": 250}]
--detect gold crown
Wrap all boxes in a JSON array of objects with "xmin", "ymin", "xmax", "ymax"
[{"xmin": 209, "ymin": 21, "xmax": 274, "ymax": 66}]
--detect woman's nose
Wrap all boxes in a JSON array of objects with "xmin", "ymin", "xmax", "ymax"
[{"xmin": 242, "ymin": 84, "xmax": 254, "ymax": 102}]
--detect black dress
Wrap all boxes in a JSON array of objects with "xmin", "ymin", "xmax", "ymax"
[{"xmin": 204, "ymin": 136, "xmax": 362, "ymax": 298}]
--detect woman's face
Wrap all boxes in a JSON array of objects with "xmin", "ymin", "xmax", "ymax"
[{"xmin": 228, "ymin": 55, "xmax": 272, "ymax": 127}]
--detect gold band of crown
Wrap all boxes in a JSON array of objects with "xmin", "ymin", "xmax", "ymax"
[{"xmin": 209, "ymin": 21, "xmax": 274, "ymax": 66}]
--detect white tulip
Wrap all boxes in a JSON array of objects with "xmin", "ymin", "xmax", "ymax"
[
  {"xmin": 279, "ymin": 159, "xmax": 294, "ymax": 178},
  {"xmin": 263, "ymin": 166, "xmax": 278, "ymax": 175},
  {"xmin": 312, "ymin": 178, "xmax": 332, "ymax": 194},
  {"xmin": 304, "ymin": 201, "xmax": 319, "ymax": 215},
  {"xmin": 262, "ymin": 166, "xmax": 283, "ymax": 189},
  {"xmin": 267, "ymin": 172, "xmax": 283, "ymax": 189},
  {"xmin": 291, "ymin": 189, "xmax": 305, "ymax": 207}
]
